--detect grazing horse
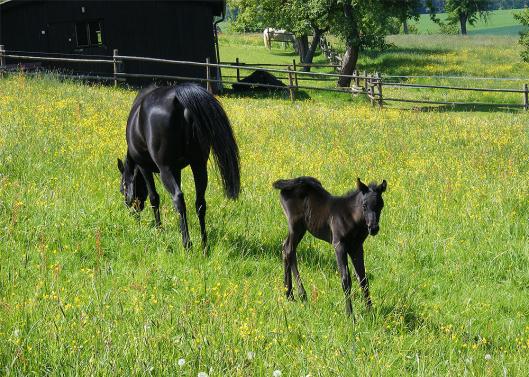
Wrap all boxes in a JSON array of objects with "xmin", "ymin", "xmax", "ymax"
[
  {"xmin": 118, "ymin": 83, "xmax": 240, "ymax": 250},
  {"xmin": 273, "ymin": 176, "xmax": 387, "ymax": 316},
  {"xmin": 263, "ymin": 28, "xmax": 298, "ymax": 52}
]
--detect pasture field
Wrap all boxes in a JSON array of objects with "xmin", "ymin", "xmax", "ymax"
[
  {"xmin": 219, "ymin": 32, "xmax": 529, "ymax": 107},
  {"xmin": 0, "ymin": 72, "xmax": 528, "ymax": 375},
  {"xmin": 412, "ymin": 8, "xmax": 526, "ymax": 36}
]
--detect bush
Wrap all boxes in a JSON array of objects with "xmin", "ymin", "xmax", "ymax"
[
  {"xmin": 439, "ymin": 23, "xmax": 460, "ymax": 35},
  {"xmin": 514, "ymin": 8, "xmax": 529, "ymax": 62}
]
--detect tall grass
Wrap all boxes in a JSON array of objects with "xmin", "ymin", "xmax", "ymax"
[{"xmin": 0, "ymin": 73, "xmax": 528, "ymax": 375}]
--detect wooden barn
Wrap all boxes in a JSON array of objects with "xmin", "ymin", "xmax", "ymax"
[{"xmin": 0, "ymin": 0, "xmax": 224, "ymax": 84}]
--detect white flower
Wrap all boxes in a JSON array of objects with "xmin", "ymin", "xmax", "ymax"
[
  {"xmin": 13, "ymin": 329, "xmax": 20, "ymax": 338},
  {"xmin": 485, "ymin": 354, "xmax": 492, "ymax": 361},
  {"xmin": 273, "ymin": 370, "xmax": 282, "ymax": 377},
  {"xmin": 247, "ymin": 351, "xmax": 255, "ymax": 360},
  {"xmin": 198, "ymin": 372, "xmax": 208, "ymax": 377},
  {"xmin": 178, "ymin": 358, "xmax": 185, "ymax": 367}
]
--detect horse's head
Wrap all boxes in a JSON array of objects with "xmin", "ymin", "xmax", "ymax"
[
  {"xmin": 117, "ymin": 157, "xmax": 147, "ymax": 212},
  {"xmin": 357, "ymin": 178, "xmax": 387, "ymax": 236}
]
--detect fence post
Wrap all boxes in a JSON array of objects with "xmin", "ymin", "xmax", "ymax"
[
  {"xmin": 523, "ymin": 84, "xmax": 529, "ymax": 111},
  {"xmin": 236, "ymin": 57, "xmax": 240, "ymax": 82},
  {"xmin": 368, "ymin": 74, "xmax": 375, "ymax": 107},
  {"xmin": 376, "ymin": 72, "xmax": 383, "ymax": 108},
  {"xmin": 354, "ymin": 70, "xmax": 360, "ymax": 88},
  {"xmin": 206, "ymin": 57, "xmax": 212, "ymax": 93},
  {"xmin": 363, "ymin": 70, "xmax": 368, "ymax": 93},
  {"xmin": 292, "ymin": 59, "xmax": 299, "ymax": 88},
  {"xmin": 288, "ymin": 66, "xmax": 295, "ymax": 102},
  {"xmin": 1, "ymin": 45, "xmax": 6, "ymax": 78},
  {"xmin": 112, "ymin": 49, "xmax": 119, "ymax": 87}
]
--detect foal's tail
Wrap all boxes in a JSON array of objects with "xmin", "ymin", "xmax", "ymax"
[{"xmin": 174, "ymin": 84, "xmax": 240, "ymax": 199}]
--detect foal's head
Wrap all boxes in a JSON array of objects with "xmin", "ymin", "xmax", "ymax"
[
  {"xmin": 117, "ymin": 158, "xmax": 147, "ymax": 212},
  {"xmin": 357, "ymin": 178, "xmax": 387, "ymax": 236}
]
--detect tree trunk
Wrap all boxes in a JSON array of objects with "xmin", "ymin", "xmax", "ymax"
[
  {"xmin": 337, "ymin": 44, "xmax": 360, "ymax": 87},
  {"xmin": 403, "ymin": 19, "xmax": 409, "ymax": 34},
  {"xmin": 338, "ymin": 2, "xmax": 360, "ymax": 87},
  {"xmin": 302, "ymin": 30, "xmax": 322, "ymax": 72},
  {"xmin": 297, "ymin": 35, "xmax": 309, "ymax": 63},
  {"xmin": 459, "ymin": 14, "xmax": 468, "ymax": 35}
]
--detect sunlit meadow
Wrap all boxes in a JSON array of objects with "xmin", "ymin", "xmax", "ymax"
[{"xmin": 0, "ymin": 63, "xmax": 528, "ymax": 375}]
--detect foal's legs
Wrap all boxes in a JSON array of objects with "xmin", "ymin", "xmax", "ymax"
[
  {"xmin": 350, "ymin": 245, "xmax": 372, "ymax": 308},
  {"xmin": 159, "ymin": 167, "xmax": 191, "ymax": 249},
  {"xmin": 283, "ymin": 225, "xmax": 307, "ymax": 301},
  {"xmin": 334, "ymin": 240, "xmax": 353, "ymax": 316},
  {"xmin": 191, "ymin": 162, "xmax": 208, "ymax": 251},
  {"xmin": 138, "ymin": 167, "xmax": 161, "ymax": 227}
]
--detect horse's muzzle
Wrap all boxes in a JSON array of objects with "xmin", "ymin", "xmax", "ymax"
[{"xmin": 368, "ymin": 225, "xmax": 379, "ymax": 236}]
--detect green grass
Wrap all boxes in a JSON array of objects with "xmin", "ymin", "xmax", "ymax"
[
  {"xmin": 413, "ymin": 8, "xmax": 527, "ymax": 35},
  {"xmin": 218, "ymin": 32, "xmax": 529, "ymax": 107},
  {"xmin": 1, "ymin": 33, "xmax": 529, "ymax": 375},
  {"xmin": 1, "ymin": 70, "xmax": 528, "ymax": 375}
]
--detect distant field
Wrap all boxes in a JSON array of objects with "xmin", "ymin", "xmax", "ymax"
[
  {"xmin": 218, "ymin": 32, "xmax": 529, "ymax": 106},
  {"xmin": 412, "ymin": 8, "xmax": 527, "ymax": 35}
]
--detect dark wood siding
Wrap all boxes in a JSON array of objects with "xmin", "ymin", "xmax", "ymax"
[{"xmin": 0, "ymin": 0, "xmax": 223, "ymax": 83}]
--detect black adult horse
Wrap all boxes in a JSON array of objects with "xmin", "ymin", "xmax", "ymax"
[
  {"xmin": 118, "ymin": 83, "xmax": 240, "ymax": 250},
  {"xmin": 273, "ymin": 177, "xmax": 386, "ymax": 316}
]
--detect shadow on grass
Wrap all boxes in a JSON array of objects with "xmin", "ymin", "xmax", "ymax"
[
  {"xmin": 222, "ymin": 87, "xmax": 312, "ymax": 101},
  {"xmin": 390, "ymin": 102, "xmax": 524, "ymax": 113},
  {"xmin": 219, "ymin": 233, "xmax": 338, "ymax": 272},
  {"xmin": 374, "ymin": 302, "xmax": 424, "ymax": 331},
  {"xmin": 359, "ymin": 46, "xmax": 455, "ymax": 76}
]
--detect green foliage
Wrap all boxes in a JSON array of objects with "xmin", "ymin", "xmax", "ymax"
[
  {"xmin": 439, "ymin": 22, "xmax": 461, "ymax": 34},
  {"xmin": 514, "ymin": 7, "xmax": 529, "ymax": 61}
]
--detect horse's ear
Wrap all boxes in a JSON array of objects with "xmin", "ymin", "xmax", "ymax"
[
  {"xmin": 378, "ymin": 180, "xmax": 387, "ymax": 193},
  {"xmin": 357, "ymin": 178, "xmax": 369, "ymax": 193},
  {"xmin": 117, "ymin": 158, "xmax": 124, "ymax": 174}
]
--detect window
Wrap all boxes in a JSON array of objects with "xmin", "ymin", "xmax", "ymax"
[{"xmin": 76, "ymin": 20, "xmax": 103, "ymax": 47}]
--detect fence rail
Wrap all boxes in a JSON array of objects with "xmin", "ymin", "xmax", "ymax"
[{"xmin": 1, "ymin": 46, "xmax": 528, "ymax": 110}]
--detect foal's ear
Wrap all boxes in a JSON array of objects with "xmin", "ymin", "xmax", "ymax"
[
  {"xmin": 357, "ymin": 178, "xmax": 369, "ymax": 193},
  {"xmin": 378, "ymin": 180, "xmax": 387, "ymax": 193},
  {"xmin": 117, "ymin": 158, "xmax": 124, "ymax": 174}
]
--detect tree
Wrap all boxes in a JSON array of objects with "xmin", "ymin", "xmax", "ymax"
[
  {"xmin": 229, "ymin": 0, "xmax": 333, "ymax": 71},
  {"xmin": 334, "ymin": 0, "xmax": 420, "ymax": 87},
  {"xmin": 514, "ymin": 7, "xmax": 529, "ymax": 62},
  {"xmin": 444, "ymin": 0, "xmax": 491, "ymax": 35},
  {"xmin": 230, "ymin": 0, "xmax": 420, "ymax": 85}
]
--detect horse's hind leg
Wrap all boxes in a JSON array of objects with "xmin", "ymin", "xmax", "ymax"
[
  {"xmin": 334, "ymin": 240, "xmax": 353, "ymax": 317},
  {"xmin": 283, "ymin": 224, "xmax": 306, "ymax": 301},
  {"xmin": 191, "ymin": 162, "xmax": 208, "ymax": 251},
  {"xmin": 290, "ymin": 227, "xmax": 307, "ymax": 301},
  {"xmin": 159, "ymin": 167, "xmax": 191, "ymax": 249},
  {"xmin": 139, "ymin": 167, "xmax": 161, "ymax": 227},
  {"xmin": 282, "ymin": 235, "xmax": 293, "ymax": 300}
]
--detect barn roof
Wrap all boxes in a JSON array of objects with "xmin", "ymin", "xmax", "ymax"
[{"xmin": 0, "ymin": 0, "xmax": 225, "ymax": 16}]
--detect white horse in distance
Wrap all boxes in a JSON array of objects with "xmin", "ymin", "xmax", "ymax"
[{"xmin": 263, "ymin": 28, "xmax": 298, "ymax": 52}]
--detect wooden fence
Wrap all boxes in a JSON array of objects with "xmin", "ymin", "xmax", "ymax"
[{"xmin": 1, "ymin": 45, "xmax": 528, "ymax": 110}]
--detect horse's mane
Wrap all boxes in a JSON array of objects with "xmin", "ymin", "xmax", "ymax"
[{"xmin": 273, "ymin": 176, "xmax": 330, "ymax": 197}]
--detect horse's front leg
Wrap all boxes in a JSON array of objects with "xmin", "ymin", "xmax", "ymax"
[
  {"xmin": 334, "ymin": 240, "xmax": 353, "ymax": 317},
  {"xmin": 191, "ymin": 162, "xmax": 208, "ymax": 252},
  {"xmin": 351, "ymin": 245, "xmax": 372, "ymax": 308},
  {"xmin": 159, "ymin": 167, "xmax": 191, "ymax": 249},
  {"xmin": 138, "ymin": 167, "xmax": 161, "ymax": 227}
]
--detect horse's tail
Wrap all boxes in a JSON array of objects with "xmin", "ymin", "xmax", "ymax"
[
  {"xmin": 273, "ymin": 176, "xmax": 327, "ymax": 196},
  {"xmin": 174, "ymin": 83, "xmax": 240, "ymax": 199}
]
